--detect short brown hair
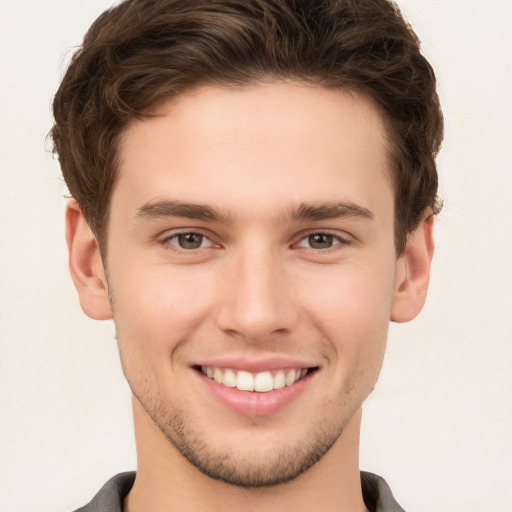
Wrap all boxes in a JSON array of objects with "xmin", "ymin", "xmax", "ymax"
[{"xmin": 51, "ymin": 0, "xmax": 443, "ymax": 255}]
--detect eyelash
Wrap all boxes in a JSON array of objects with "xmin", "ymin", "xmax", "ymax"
[
  {"xmin": 159, "ymin": 230, "xmax": 351, "ymax": 253},
  {"xmin": 160, "ymin": 231, "xmax": 216, "ymax": 252},
  {"xmin": 294, "ymin": 231, "xmax": 350, "ymax": 251}
]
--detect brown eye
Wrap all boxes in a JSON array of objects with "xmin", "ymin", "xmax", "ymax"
[
  {"xmin": 177, "ymin": 233, "xmax": 204, "ymax": 249},
  {"xmin": 162, "ymin": 231, "xmax": 217, "ymax": 253},
  {"xmin": 307, "ymin": 233, "xmax": 335, "ymax": 249}
]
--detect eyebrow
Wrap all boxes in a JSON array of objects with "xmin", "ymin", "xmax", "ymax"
[
  {"xmin": 136, "ymin": 200, "xmax": 232, "ymax": 223},
  {"xmin": 286, "ymin": 202, "xmax": 374, "ymax": 222},
  {"xmin": 135, "ymin": 199, "xmax": 374, "ymax": 223}
]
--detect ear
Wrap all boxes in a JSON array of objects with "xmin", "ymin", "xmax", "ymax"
[
  {"xmin": 66, "ymin": 200, "xmax": 113, "ymax": 320},
  {"xmin": 390, "ymin": 213, "xmax": 435, "ymax": 323}
]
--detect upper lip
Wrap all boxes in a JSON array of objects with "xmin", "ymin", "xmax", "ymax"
[{"xmin": 193, "ymin": 356, "xmax": 318, "ymax": 373}]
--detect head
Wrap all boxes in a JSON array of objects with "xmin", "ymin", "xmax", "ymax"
[
  {"xmin": 54, "ymin": 0, "xmax": 443, "ymax": 491},
  {"xmin": 52, "ymin": 0, "xmax": 442, "ymax": 258}
]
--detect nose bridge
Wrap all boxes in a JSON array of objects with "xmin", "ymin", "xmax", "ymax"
[{"xmin": 216, "ymin": 241, "xmax": 298, "ymax": 340}]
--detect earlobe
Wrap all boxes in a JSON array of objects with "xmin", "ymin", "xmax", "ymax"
[
  {"xmin": 390, "ymin": 214, "xmax": 435, "ymax": 323},
  {"xmin": 66, "ymin": 200, "xmax": 113, "ymax": 320}
]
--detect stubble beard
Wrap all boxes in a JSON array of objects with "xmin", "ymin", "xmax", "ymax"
[
  {"xmin": 111, "ymin": 289, "xmax": 377, "ymax": 489},
  {"xmin": 131, "ymin": 385, "xmax": 361, "ymax": 488}
]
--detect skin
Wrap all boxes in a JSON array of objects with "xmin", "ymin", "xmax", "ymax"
[{"xmin": 67, "ymin": 82, "xmax": 434, "ymax": 512}]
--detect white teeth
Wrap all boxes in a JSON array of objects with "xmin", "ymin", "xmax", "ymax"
[
  {"xmin": 254, "ymin": 371, "xmax": 273, "ymax": 392},
  {"xmin": 223, "ymin": 368, "xmax": 237, "ymax": 388},
  {"xmin": 236, "ymin": 371, "xmax": 254, "ymax": 391},
  {"xmin": 201, "ymin": 366, "xmax": 310, "ymax": 392},
  {"xmin": 285, "ymin": 369, "xmax": 297, "ymax": 386},
  {"xmin": 273, "ymin": 370, "xmax": 286, "ymax": 389},
  {"xmin": 213, "ymin": 368, "xmax": 223, "ymax": 384}
]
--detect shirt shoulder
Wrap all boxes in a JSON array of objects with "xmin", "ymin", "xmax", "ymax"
[
  {"xmin": 71, "ymin": 472, "xmax": 135, "ymax": 512},
  {"xmin": 361, "ymin": 471, "xmax": 407, "ymax": 512},
  {"xmin": 71, "ymin": 470, "xmax": 405, "ymax": 511}
]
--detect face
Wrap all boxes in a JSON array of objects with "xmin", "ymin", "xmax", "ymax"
[{"xmin": 104, "ymin": 82, "xmax": 402, "ymax": 486}]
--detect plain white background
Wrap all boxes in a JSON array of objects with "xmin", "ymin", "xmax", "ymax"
[{"xmin": 0, "ymin": 1, "xmax": 510, "ymax": 511}]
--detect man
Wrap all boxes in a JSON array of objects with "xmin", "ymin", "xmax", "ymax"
[{"xmin": 51, "ymin": 0, "xmax": 443, "ymax": 510}]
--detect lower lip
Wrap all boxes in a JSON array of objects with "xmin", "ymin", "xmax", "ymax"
[{"xmin": 195, "ymin": 370, "xmax": 314, "ymax": 417}]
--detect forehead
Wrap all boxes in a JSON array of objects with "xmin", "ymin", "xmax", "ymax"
[{"xmin": 114, "ymin": 82, "xmax": 392, "ymax": 224}]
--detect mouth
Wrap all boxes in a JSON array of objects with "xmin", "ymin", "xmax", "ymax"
[
  {"xmin": 192, "ymin": 362, "xmax": 320, "ymax": 417},
  {"xmin": 195, "ymin": 365, "xmax": 318, "ymax": 393}
]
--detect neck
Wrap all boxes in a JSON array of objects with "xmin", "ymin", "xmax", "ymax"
[{"xmin": 125, "ymin": 397, "xmax": 368, "ymax": 512}]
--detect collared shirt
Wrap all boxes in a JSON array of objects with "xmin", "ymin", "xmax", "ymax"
[{"xmin": 73, "ymin": 471, "xmax": 406, "ymax": 512}]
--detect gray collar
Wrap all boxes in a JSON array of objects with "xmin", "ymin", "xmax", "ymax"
[{"xmin": 74, "ymin": 470, "xmax": 406, "ymax": 512}]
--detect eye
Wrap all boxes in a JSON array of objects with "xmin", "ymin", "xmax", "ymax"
[
  {"xmin": 296, "ymin": 232, "xmax": 344, "ymax": 250},
  {"xmin": 164, "ymin": 232, "xmax": 214, "ymax": 250}
]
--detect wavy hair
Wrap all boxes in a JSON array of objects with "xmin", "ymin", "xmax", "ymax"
[{"xmin": 51, "ymin": 0, "xmax": 443, "ymax": 254}]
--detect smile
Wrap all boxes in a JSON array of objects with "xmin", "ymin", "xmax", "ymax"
[{"xmin": 200, "ymin": 366, "xmax": 310, "ymax": 393}]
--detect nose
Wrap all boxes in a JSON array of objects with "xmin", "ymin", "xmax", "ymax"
[{"xmin": 214, "ymin": 246, "xmax": 299, "ymax": 342}]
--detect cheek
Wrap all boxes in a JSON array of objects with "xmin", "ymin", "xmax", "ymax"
[
  {"xmin": 110, "ymin": 262, "xmax": 250, "ymax": 397},
  {"xmin": 296, "ymin": 259, "xmax": 395, "ymax": 367},
  {"xmin": 111, "ymin": 268, "xmax": 215, "ymax": 392},
  {"xmin": 298, "ymin": 259, "xmax": 396, "ymax": 327},
  {"xmin": 112, "ymin": 264, "xmax": 214, "ymax": 321}
]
